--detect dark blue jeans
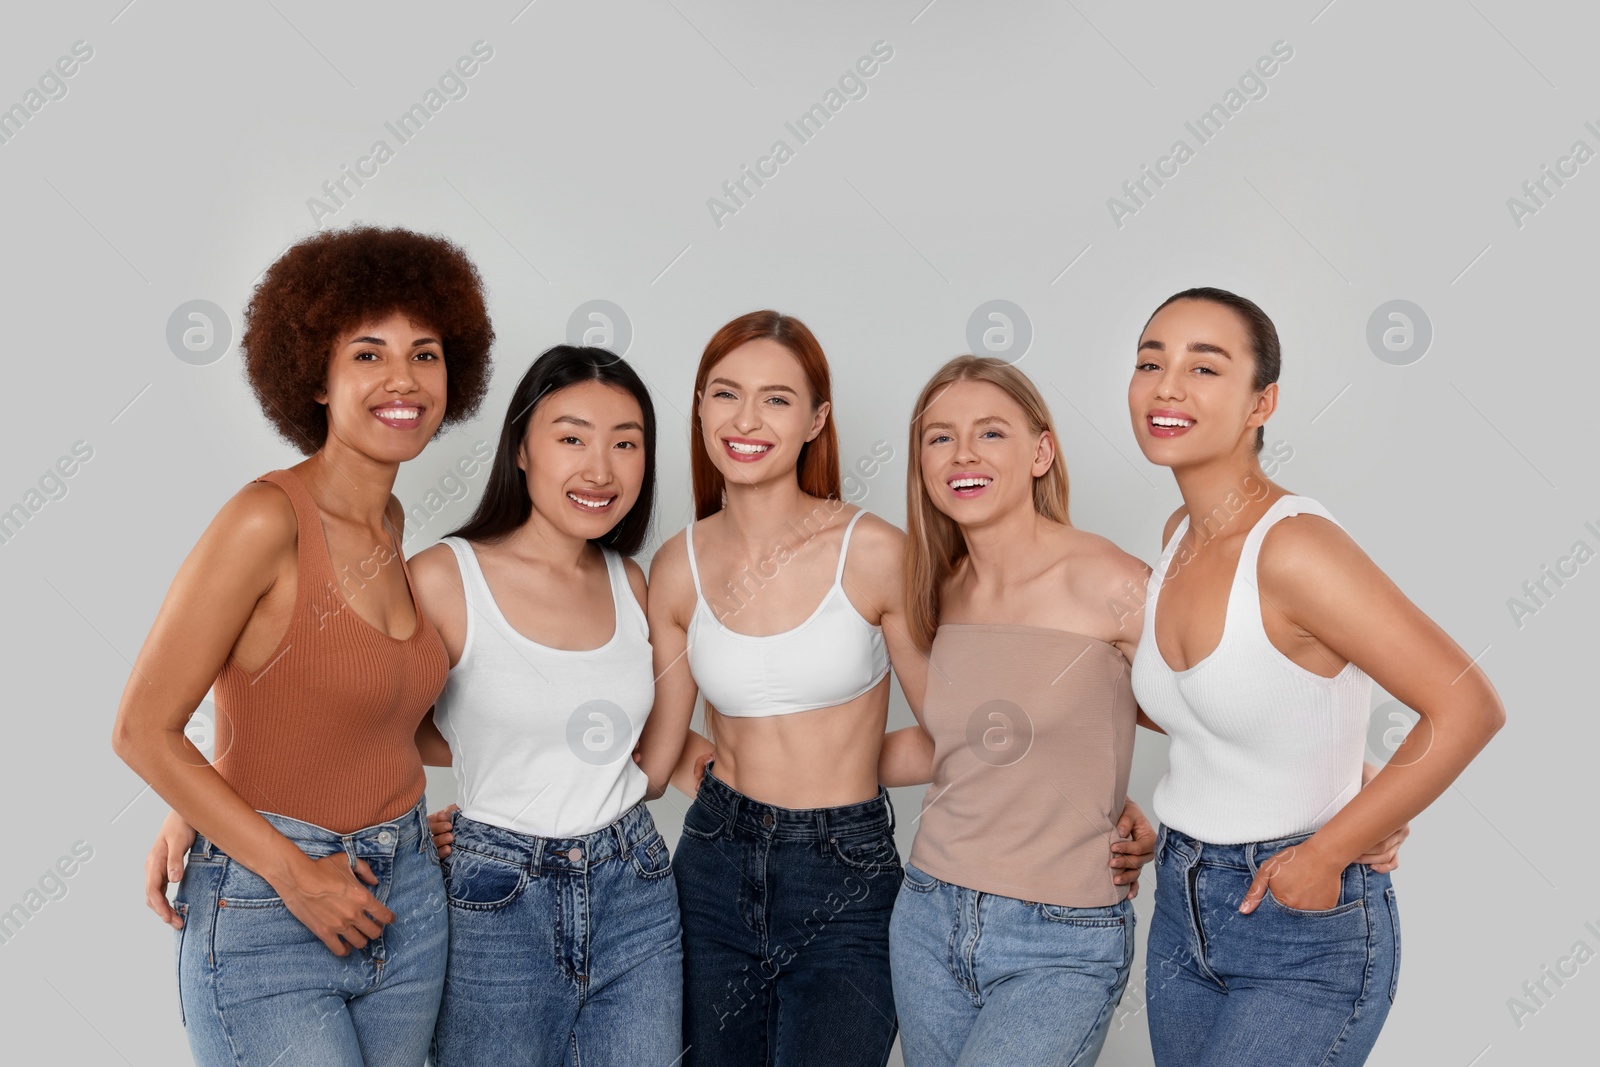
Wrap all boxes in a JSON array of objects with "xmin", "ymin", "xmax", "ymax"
[
  {"xmin": 675, "ymin": 767, "xmax": 902, "ymax": 1067},
  {"xmin": 1146, "ymin": 823, "xmax": 1401, "ymax": 1066}
]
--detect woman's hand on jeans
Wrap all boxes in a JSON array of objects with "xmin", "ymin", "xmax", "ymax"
[
  {"xmin": 1240, "ymin": 842, "xmax": 1345, "ymax": 913},
  {"xmin": 274, "ymin": 853, "xmax": 397, "ymax": 957},
  {"xmin": 428, "ymin": 804, "xmax": 459, "ymax": 859},
  {"xmin": 145, "ymin": 808, "xmax": 198, "ymax": 928}
]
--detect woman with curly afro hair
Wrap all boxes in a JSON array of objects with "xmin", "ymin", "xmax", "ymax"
[{"xmin": 111, "ymin": 226, "xmax": 495, "ymax": 1066}]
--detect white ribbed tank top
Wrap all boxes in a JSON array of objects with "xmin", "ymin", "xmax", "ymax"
[
  {"xmin": 432, "ymin": 537, "xmax": 654, "ymax": 838},
  {"xmin": 1131, "ymin": 495, "xmax": 1372, "ymax": 845}
]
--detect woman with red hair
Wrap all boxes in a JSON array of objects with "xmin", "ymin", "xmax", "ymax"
[{"xmin": 633, "ymin": 312, "xmax": 1150, "ymax": 1067}]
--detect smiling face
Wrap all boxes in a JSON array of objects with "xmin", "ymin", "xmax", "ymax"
[
  {"xmin": 1129, "ymin": 298, "xmax": 1275, "ymax": 468},
  {"xmin": 697, "ymin": 338, "xmax": 829, "ymax": 488},
  {"xmin": 316, "ymin": 310, "xmax": 448, "ymax": 462},
  {"xmin": 518, "ymin": 379, "xmax": 647, "ymax": 541},
  {"xmin": 918, "ymin": 378, "xmax": 1054, "ymax": 525}
]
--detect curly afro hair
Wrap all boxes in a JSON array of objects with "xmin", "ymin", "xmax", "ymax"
[{"xmin": 241, "ymin": 226, "xmax": 495, "ymax": 455}]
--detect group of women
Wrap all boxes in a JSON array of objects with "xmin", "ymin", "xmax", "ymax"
[{"xmin": 111, "ymin": 225, "xmax": 1505, "ymax": 1067}]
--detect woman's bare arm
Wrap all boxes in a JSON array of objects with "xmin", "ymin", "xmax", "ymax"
[
  {"xmin": 634, "ymin": 533, "xmax": 700, "ymax": 800},
  {"xmin": 113, "ymin": 483, "xmax": 395, "ymax": 955},
  {"xmin": 1240, "ymin": 515, "xmax": 1504, "ymax": 912}
]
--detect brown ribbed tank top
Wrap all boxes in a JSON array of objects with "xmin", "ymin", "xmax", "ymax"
[
  {"xmin": 211, "ymin": 469, "xmax": 449, "ymax": 834},
  {"xmin": 908, "ymin": 624, "xmax": 1138, "ymax": 907}
]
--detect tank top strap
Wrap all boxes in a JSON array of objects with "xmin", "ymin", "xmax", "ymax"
[
  {"xmin": 601, "ymin": 546, "xmax": 649, "ymax": 634},
  {"xmin": 684, "ymin": 522, "xmax": 707, "ymax": 601},
  {"xmin": 1227, "ymin": 495, "xmax": 1340, "ymax": 639},
  {"xmin": 255, "ymin": 469, "xmax": 333, "ymax": 602},
  {"xmin": 835, "ymin": 507, "xmax": 868, "ymax": 583},
  {"xmin": 437, "ymin": 536, "xmax": 493, "ymax": 650}
]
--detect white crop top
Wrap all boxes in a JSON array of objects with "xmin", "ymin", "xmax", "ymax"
[
  {"xmin": 685, "ymin": 508, "xmax": 890, "ymax": 718},
  {"xmin": 432, "ymin": 537, "xmax": 654, "ymax": 838},
  {"xmin": 1130, "ymin": 495, "xmax": 1373, "ymax": 845}
]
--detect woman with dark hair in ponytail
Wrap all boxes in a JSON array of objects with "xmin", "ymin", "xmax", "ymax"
[{"xmin": 1128, "ymin": 288, "xmax": 1502, "ymax": 1065}]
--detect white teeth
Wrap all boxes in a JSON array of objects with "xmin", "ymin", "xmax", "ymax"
[
  {"xmin": 728, "ymin": 441, "xmax": 770, "ymax": 454},
  {"xmin": 568, "ymin": 493, "xmax": 611, "ymax": 509},
  {"xmin": 1151, "ymin": 415, "xmax": 1193, "ymax": 428},
  {"xmin": 375, "ymin": 407, "xmax": 420, "ymax": 421},
  {"xmin": 950, "ymin": 477, "xmax": 991, "ymax": 489}
]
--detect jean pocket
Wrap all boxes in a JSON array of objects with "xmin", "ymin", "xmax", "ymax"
[
  {"xmin": 678, "ymin": 801, "xmax": 723, "ymax": 842},
  {"xmin": 1034, "ymin": 901, "xmax": 1131, "ymax": 967},
  {"xmin": 1261, "ymin": 885, "xmax": 1366, "ymax": 919},
  {"xmin": 629, "ymin": 832, "xmax": 673, "ymax": 880},
  {"xmin": 445, "ymin": 848, "xmax": 528, "ymax": 911},
  {"xmin": 217, "ymin": 858, "xmax": 286, "ymax": 908},
  {"xmin": 1384, "ymin": 885, "xmax": 1401, "ymax": 1003},
  {"xmin": 830, "ymin": 830, "xmax": 900, "ymax": 876},
  {"xmin": 900, "ymin": 862, "xmax": 939, "ymax": 893},
  {"xmin": 1037, "ymin": 901, "xmax": 1130, "ymax": 929}
]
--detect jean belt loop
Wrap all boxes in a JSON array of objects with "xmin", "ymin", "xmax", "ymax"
[
  {"xmin": 530, "ymin": 835, "xmax": 545, "ymax": 878},
  {"xmin": 723, "ymin": 794, "xmax": 741, "ymax": 840},
  {"xmin": 816, "ymin": 807, "xmax": 831, "ymax": 856},
  {"xmin": 611, "ymin": 817, "xmax": 630, "ymax": 860},
  {"xmin": 414, "ymin": 803, "xmax": 427, "ymax": 854},
  {"xmin": 884, "ymin": 788, "xmax": 896, "ymax": 835}
]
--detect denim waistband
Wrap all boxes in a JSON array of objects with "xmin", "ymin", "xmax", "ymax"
[
  {"xmin": 1157, "ymin": 822, "xmax": 1319, "ymax": 871},
  {"xmin": 448, "ymin": 800, "xmax": 658, "ymax": 874},
  {"xmin": 695, "ymin": 764, "xmax": 894, "ymax": 841},
  {"xmin": 191, "ymin": 797, "xmax": 431, "ymax": 861}
]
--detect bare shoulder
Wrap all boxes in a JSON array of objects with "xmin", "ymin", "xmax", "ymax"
[
  {"xmin": 210, "ymin": 479, "xmax": 299, "ymax": 553},
  {"xmin": 1257, "ymin": 511, "xmax": 1370, "ymax": 588},
  {"xmin": 407, "ymin": 541, "xmax": 465, "ymax": 613},
  {"xmin": 1062, "ymin": 527, "xmax": 1151, "ymax": 599},
  {"xmin": 845, "ymin": 507, "xmax": 905, "ymax": 560},
  {"xmin": 408, "ymin": 540, "xmax": 462, "ymax": 585},
  {"xmin": 648, "ymin": 527, "xmax": 689, "ymax": 578},
  {"xmin": 620, "ymin": 554, "xmax": 649, "ymax": 613},
  {"xmin": 645, "ymin": 527, "xmax": 695, "ymax": 622}
]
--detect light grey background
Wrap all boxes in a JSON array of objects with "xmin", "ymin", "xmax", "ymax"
[{"xmin": 1, "ymin": 1, "xmax": 1593, "ymax": 1064}]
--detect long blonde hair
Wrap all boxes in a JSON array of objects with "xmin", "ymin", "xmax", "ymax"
[{"xmin": 904, "ymin": 356, "xmax": 1071, "ymax": 649}]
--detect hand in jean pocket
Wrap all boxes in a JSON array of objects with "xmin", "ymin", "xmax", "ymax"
[
  {"xmin": 1239, "ymin": 840, "xmax": 1345, "ymax": 914},
  {"xmin": 146, "ymin": 808, "xmax": 198, "ymax": 929}
]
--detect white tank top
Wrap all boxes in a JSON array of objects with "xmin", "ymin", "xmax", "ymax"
[
  {"xmin": 432, "ymin": 536, "xmax": 654, "ymax": 837},
  {"xmin": 685, "ymin": 508, "xmax": 889, "ymax": 717},
  {"xmin": 1131, "ymin": 495, "xmax": 1372, "ymax": 845}
]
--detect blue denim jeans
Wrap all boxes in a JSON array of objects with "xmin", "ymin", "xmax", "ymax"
[
  {"xmin": 675, "ymin": 767, "xmax": 902, "ymax": 1067},
  {"xmin": 889, "ymin": 861, "xmax": 1134, "ymax": 1066},
  {"xmin": 173, "ymin": 798, "xmax": 448, "ymax": 1066},
  {"xmin": 1146, "ymin": 823, "xmax": 1401, "ymax": 1066},
  {"xmin": 429, "ymin": 801, "xmax": 683, "ymax": 1067}
]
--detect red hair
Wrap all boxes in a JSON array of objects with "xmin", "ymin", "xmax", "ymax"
[{"xmin": 690, "ymin": 311, "xmax": 841, "ymax": 518}]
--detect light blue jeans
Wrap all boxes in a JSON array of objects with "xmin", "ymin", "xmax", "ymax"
[
  {"xmin": 173, "ymin": 798, "xmax": 448, "ymax": 1066},
  {"xmin": 1146, "ymin": 823, "xmax": 1401, "ymax": 1065},
  {"xmin": 888, "ymin": 861, "xmax": 1135, "ymax": 1066},
  {"xmin": 430, "ymin": 802, "xmax": 683, "ymax": 1067}
]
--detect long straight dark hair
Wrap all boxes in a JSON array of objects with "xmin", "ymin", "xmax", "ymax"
[{"xmin": 448, "ymin": 345, "xmax": 656, "ymax": 555}]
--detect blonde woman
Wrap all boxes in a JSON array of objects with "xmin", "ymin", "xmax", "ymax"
[{"xmin": 879, "ymin": 356, "xmax": 1154, "ymax": 1066}]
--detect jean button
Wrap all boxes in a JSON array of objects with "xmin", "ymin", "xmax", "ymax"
[
  {"xmin": 377, "ymin": 831, "xmax": 394, "ymax": 845},
  {"xmin": 762, "ymin": 813, "xmax": 775, "ymax": 829},
  {"xmin": 568, "ymin": 847, "xmax": 583, "ymax": 863}
]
